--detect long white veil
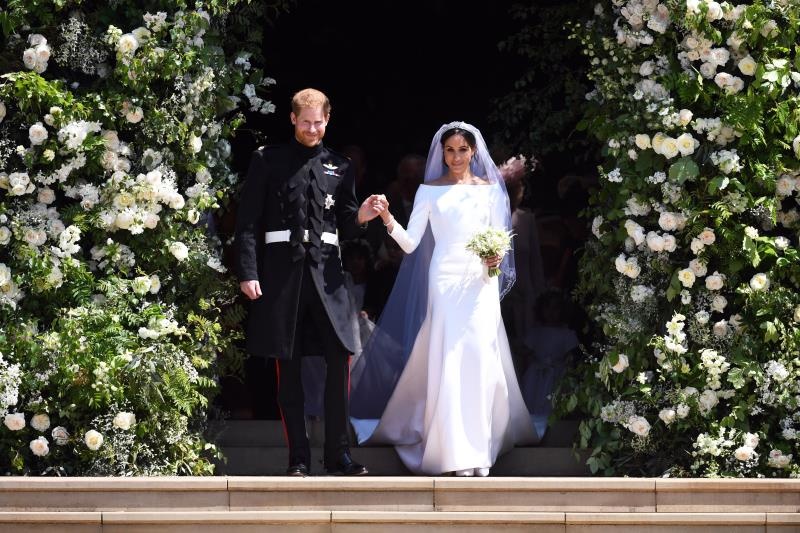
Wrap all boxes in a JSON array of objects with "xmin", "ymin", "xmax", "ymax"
[{"xmin": 349, "ymin": 121, "xmax": 516, "ymax": 426}]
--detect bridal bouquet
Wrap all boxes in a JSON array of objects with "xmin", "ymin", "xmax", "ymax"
[{"xmin": 465, "ymin": 228, "xmax": 514, "ymax": 277}]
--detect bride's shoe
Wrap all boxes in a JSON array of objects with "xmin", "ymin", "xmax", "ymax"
[
  {"xmin": 454, "ymin": 468, "xmax": 474, "ymax": 477},
  {"xmin": 474, "ymin": 467, "xmax": 490, "ymax": 477}
]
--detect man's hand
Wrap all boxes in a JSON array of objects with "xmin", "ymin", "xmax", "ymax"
[
  {"xmin": 240, "ymin": 280, "xmax": 262, "ymax": 300},
  {"xmin": 357, "ymin": 194, "xmax": 388, "ymax": 224}
]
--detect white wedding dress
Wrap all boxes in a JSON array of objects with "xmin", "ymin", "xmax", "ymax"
[{"xmin": 358, "ymin": 183, "xmax": 537, "ymax": 475}]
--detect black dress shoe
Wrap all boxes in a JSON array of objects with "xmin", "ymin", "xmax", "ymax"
[
  {"xmin": 286, "ymin": 462, "xmax": 310, "ymax": 477},
  {"xmin": 324, "ymin": 452, "xmax": 368, "ymax": 476}
]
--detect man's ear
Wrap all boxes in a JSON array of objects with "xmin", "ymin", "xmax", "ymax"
[{"xmin": 290, "ymin": 112, "xmax": 297, "ymax": 125}]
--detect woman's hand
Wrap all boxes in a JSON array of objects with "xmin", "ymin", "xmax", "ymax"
[{"xmin": 483, "ymin": 255, "xmax": 503, "ymax": 269}]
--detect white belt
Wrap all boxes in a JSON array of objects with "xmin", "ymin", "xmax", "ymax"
[{"xmin": 265, "ymin": 230, "xmax": 339, "ymax": 246}]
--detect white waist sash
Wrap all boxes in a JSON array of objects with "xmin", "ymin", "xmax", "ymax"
[{"xmin": 265, "ymin": 229, "xmax": 339, "ymax": 246}]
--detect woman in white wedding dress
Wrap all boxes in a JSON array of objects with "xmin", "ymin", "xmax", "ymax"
[{"xmin": 349, "ymin": 122, "xmax": 537, "ymax": 476}]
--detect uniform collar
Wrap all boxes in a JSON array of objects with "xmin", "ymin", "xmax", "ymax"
[{"xmin": 290, "ymin": 137, "xmax": 325, "ymax": 159}]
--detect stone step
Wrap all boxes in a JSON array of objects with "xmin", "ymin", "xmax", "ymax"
[
  {"xmin": 2, "ymin": 477, "xmax": 799, "ymax": 514},
  {"xmin": 215, "ymin": 445, "xmax": 591, "ymax": 476},
  {"xmin": 208, "ymin": 419, "xmax": 581, "ymax": 448},
  {"xmin": 1, "ymin": 510, "xmax": 798, "ymax": 532}
]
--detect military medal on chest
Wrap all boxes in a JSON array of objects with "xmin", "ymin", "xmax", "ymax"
[
  {"xmin": 322, "ymin": 162, "xmax": 340, "ymax": 176},
  {"xmin": 324, "ymin": 194, "xmax": 335, "ymax": 209}
]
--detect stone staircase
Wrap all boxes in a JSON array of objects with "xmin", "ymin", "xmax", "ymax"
[
  {"xmin": 1, "ymin": 476, "xmax": 799, "ymax": 532},
  {"xmin": 208, "ymin": 419, "xmax": 590, "ymax": 476}
]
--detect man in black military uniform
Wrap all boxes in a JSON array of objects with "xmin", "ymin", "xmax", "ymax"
[{"xmin": 236, "ymin": 88, "xmax": 385, "ymax": 476}]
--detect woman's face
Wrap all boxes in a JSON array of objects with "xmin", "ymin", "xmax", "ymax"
[{"xmin": 442, "ymin": 134, "xmax": 475, "ymax": 174}]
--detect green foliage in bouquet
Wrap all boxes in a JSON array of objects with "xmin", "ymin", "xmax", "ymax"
[
  {"xmin": 0, "ymin": 0, "xmax": 279, "ymax": 475},
  {"xmin": 556, "ymin": 0, "xmax": 800, "ymax": 477}
]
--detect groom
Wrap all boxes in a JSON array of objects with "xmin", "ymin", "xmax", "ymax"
[{"xmin": 236, "ymin": 88, "xmax": 384, "ymax": 476}]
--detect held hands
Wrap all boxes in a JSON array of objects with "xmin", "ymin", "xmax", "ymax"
[
  {"xmin": 483, "ymin": 255, "xmax": 503, "ymax": 269},
  {"xmin": 240, "ymin": 280, "xmax": 262, "ymax": 300},
  {"xmin": 358, "ymin": 194, "xmax": 390, "ymax": 224}
]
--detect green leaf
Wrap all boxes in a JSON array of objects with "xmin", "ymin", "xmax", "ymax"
[
  {"xmin": 668, "ymin": 157, "xmax": 699, "ymax": 183},
  {"xmin": 727, "ymin": 367, "xmax": 745, "ymax": 389}
]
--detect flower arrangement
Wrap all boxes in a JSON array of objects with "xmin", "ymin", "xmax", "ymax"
[
  {"xmin": 0, "ymin": 1, "xmax": 277, "ymax": 475},
  {"xmin": 557, "ymin": 0, "xmax": 800, "ymax": 477},
  {"xmin": 466, "ymin": 227, "xmax": 514, "ymax": 277}
]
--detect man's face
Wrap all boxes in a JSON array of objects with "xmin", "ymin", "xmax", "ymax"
[{"xmin": 291, "ymin": 106, "xmax": 328, "ymax": 147}]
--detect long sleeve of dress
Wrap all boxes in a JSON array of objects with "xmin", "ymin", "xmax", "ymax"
[
  {"xmin": 490, "ymin": 183, "xmax": 510, "ymax": 230},
  {"xmin": 388, "ymin": 187, "xmax": 430, "ymax": 254}
]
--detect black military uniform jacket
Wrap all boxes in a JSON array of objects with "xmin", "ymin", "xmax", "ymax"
[{"xmin": 235, "ymin": 139, "xmax": 365, "ymax": 359}]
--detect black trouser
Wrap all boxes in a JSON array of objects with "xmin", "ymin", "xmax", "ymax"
[{"xmin": 276, "ymin": 263, "xmax": 350, "ymax": 466}]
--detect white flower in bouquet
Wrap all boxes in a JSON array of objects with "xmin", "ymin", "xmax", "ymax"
[
  {"xmin": 690, "ymin": 238, "xmax": 705, "ymax": 255},
  {"xmin": 660, "ymin": 137, "xmax": 680, "ymax": 159},
  {"xmin": 658, "ymin": 212, "xmax": 679, "ymax": 231},
  {"xmin": 207, "ymin": 256, "xmax": 227, "ymax": 273},
  {"xmin": 149, "ymin": 274, "xmax": 161, "ymax": 294},
  {"xmin": 743, "ymin": 432, "xmax": 759, "ymax": 449},
  {"xmin": 659, "ymin": 408, "xmax": 676, "ymax": 425},
  {"xmin": 29, "ymin": 436, "xmax": 50, "ymax": 457},
  {"xmin": 689, "ymin": 259, "xmax": 707, "ymax": 277},
  {"xmin": 766, "ymin": 360, "xmax": 790, "ymax": 382},
  {"xmin": 117, "ymin": 33, "xmax": 139, "ymax": 55},
  {"xmin": 0, "ymin": 227, "xmax": 10, "ymax": 246},
  {"xmin": 738, "ymin": 55, "xmax": 757, "ymax": 76},
  {"xmin": 29, "ymin": 122, "xmax": 48, "ymax": 146},
  {"xmin": 712, "ymin": 319, "xmax": 730, "ymax": 337},
  {"xmin": 676, "ymin": 133, "xmax": 698, "ymax": 156},
  {"xmin": 624, "ymin": 220, "xmax": 645, "ymax": 245},
  {"xmin": 662, "ymin": 234, "xmax": 677, "ymax": 252},
  {"xmin": 84, "ymin": 429, "xmax": 104, "ymax": 450},
  {"xmin": 125, "ymin": 106, "xmax": 144, "ymax": 124},
  {"xmin": 51, "ymin": 426, "xmax": 69, "ymax": 445},
  {"xmin": 626, "ymin": 415, "xmax": 651, "ymax": 437},
  {"xmin": 698, "ymin": 389, "xmax": 719, "ymax": 413},
  {"xmin": 695, "ymin": 310, "xmax": 710, "ymax": 324},
  {"xmin": 794, "ymin": 305, "xmax": 800, "ymax": 323},
  {"xmin": 705, "ymin": 272, "xmax": 724, "ymax": 291},
  {"xmin": 132, "ymin": 276, "xmax": 152, "ymax": 295},
  {"xmin": 676, "ymin": 403, "xmax": 690, "ymax": 418},
  {"xmin": 630, "ymin": 285, "xmax": 653, "ymax": 303},
  {"xmin": 710, "ymin": 295, "xmax": 727, "ymax": 313},
  {"xmin": 0, "ymin": 264, "xmax": 11, "ymax": 288},
  {"xmin": 793, "ymin": 135, "xmax": 800, "ymax": 159},
  {"xmin": 112, "ymin": 412, "xmax": 136, "ymax": 430},
  {"xmin": 761, "ymin": 19, "xmax": 778, "ymax": 38},
  {"xmin": 38, "ymin": 187, "xmax": 56, "ymax": 204},
  {"xmin": 749, "ymin": 273, "xmax": 769, "ymax": 291},
  {"xmin": 31, "ymin": 413, "xmax": 50, "ymax": 432},
  {"xmin": 0, "ymin": 101, "xmax": 6, "ymax": 123},
  {"xmin": 465, "ymin": 227, "xmax": 513, "ymax": 277},
  {"xmin": 591, "ymin": 216, "xmax": 604, "ymax": 238},
  {"xmin": 776, "ymin": 175, "xmax": 796, "ymax": 197},
  {"xmin": 767, "ymin": 449, "xmax": 792, "ymax": 469},
  {"xmin": 611, "ymin": 353, "xmax": 629, "ymax": 373},
  {"xmin": 189, "ymin": 134, "xmax": 203, "ymax": 154},
  {"xmin": 635, "ymin": 134, "xmax": 651, "ymax": 150},
  {"xmin": 4, "ymin": 412, "xmax": 25, "ymax": 431},
  {"xmin": 774, "ymin": 236, "xmax": 790, "ymax": 250},
  {"xmin": 698, "ymin": 227, "xmax": 716, "ymax": 245},
  {"xmin": 8, "ymin": 172, "xmax": 35, "ymax": 196},
  {"xmin": 169, "ymin": 241, "xmax": 190, "ymax": 262},
  {"xmin": 734, "ymin": 445, "xmax": 755, "ymax": 461},
  {"xmin": 678, "ymin": 268, "xmax": 696, "ymax": 288}
]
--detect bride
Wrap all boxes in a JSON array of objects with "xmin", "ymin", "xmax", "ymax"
[{"xmin": 350, "ymin": 121, "xmax": 537, "ymax": 476}]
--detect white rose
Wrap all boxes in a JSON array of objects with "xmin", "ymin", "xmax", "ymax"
[
  {"xmin": 0, "ymin": 100, "xmax": 6, "ymax": 123},
  {"xmin": 28, "ymin": 122, "xmax": 48, "ymax": 145},
  {"xmin": 744, "ymin": 432, "xmax": 759, "ymax": 449},
  {"xmin": 149, "ymin": 274, "xmax": 161, "ymax": 294},
  {"xmin": 761, "ymin": 19, "xmax": 778, "ymax": 38},
  {"xmin": 112, "ymin": 412, "xmax": 136, "ymax": 430},
  {"xmin": 169, "ymin": 241, "xmax": 189, "ymax": 261},
  {"xmin": 189, "ymin": 134, "xmax": 202, "ymax": 154},
  {"xmin": 698, "ymin": 389, "xmax": 719, "ymax": 413},
  {"xmin": 689, "ymin": 259, "xmax": 707, "ymax": 277},
  {"xmin": 676, "ymin": 403, "xmax": 690, "ymax": 418},
  {"xmin": 658, "ymin": 212, "xmax": 678, "ymax": 231},
  {"xmin": 646, "ymin": 232, "xmax": 665, "ymax": 252},
  {"xmin": 117, "ymin": 33, "xmax": 139, "ymax": 55},
  {"xmin": 4, "ymin": 413, "xmax": 25, "ymax": 431},
  {"xmin": 0, "ymin": 227, "xmax": 10, "ymax": 245},
  {"xmin": 698, "ymin": 228, "xmax": 716, "ymax": 245},
  {"xmin": 700, "ymin": 62, "xmax": 717, "ymax": 79},
  {"xmin": 676, "ymin": 133, "xmax": 697, "ymax": 156},
  {"xmin": 662, "ymin": 235, "xmax": 677, "ymax": 253},
  {"xmin": 38, "ymin": 187, "xmax": 55, "ymax": 205},
  {"xmin": 749, "ymin": 273, "xmax": 769, "ymax": 291},
  {"xmin": 125, "ymin": 107, "xmax": 144, "ymax": 124},
  {"xmin": 29, "ymin": 436, "xmax": 50, "ymax": 457},
  {"xmin": 712, "ymin": 319, "xmax": 730, "ymax": 337},
  {"xmin": 51, "ymin": 426, "xmax": 69, "ymax": 446},
  {"xmin": 738, "ymin": 55, "xmax": 757, "ymax": 76},
  {"xmin": 187, "ymin": 209, "xmax": 200, "ymax": 224},
  {"xmin": 706, "ymin": 0, "xmax": 723, "ymax": 20},
  {"xmin": 31, "ymin": 413, "xmax": 50, "ymax": 432},
  {"xmin": 627, "ymin": 416, "xmax": 651, "ymax": 437},
  {"xmin": 0, "ymin": 263, "xmax": 12, "ymax": 287},
  {"xmin": 705, "ymin": 273, "xmax": 724, "ymax": 291},
  {"xmin": 22, "ymin": 48, "xmax": 37, "ymax": 69},
  {"xmin": 678, "ymin": 269, "xmax": 696, "ymax": 288},
  {"xmin": 660, "ymin": 137, "xmax": 680, "ymax": 159},
  {"xmin": 611, "ymin": 353, "xmax": 629, "ymax": 373},
  {"xmin": 169, "ymin": 194, "xmax": 185, "ymax": 210},
  {"xmin": 711, "ymin": 294, "xmax": 728, "ymax": 312},
  {"xmin": 678, "ymin": 109, "xmax": 693, "ymax": 126},
  {"xmin": 659, "ymin": 409, "xmax": 676, "ymax": 425},
  {"xmin": 793, "ymin": 135, "xmax": 800, "ymax": 159},
  {"xmin": 84, "ymin": 429, "xmax": 104, "ymax": 450},
  {"xmin": 639, "ymin": 61, "xmax": 655, "ymax": 76},
  {"xmin": 734, "ymin": 445, "xmax": 754, "ymax": 461},
  {"xmin": 131, "ymin": 276, "xmax": 152, "ymax": 295},
  {"xmin": 651, "ymin": 132, "xmax": 666, "ymax": 154},
  {"xmin": 690, "ymin": 238, "xmax": 705, "ymax": 255},
  {"xmin": 695, "ymin": 310, "xmax": 710, "ymax": 324},
  {"xmin": 635, "ymin": 134, "xmax": 651, "ymax": 150},
  {"xmin": 776, "ymin": 175, "xmax": 795, "ymax": 197}
]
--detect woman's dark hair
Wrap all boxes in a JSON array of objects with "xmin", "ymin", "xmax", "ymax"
[{"xmin": 441, "ymin": 127, "xmax": 477, "ymax": 149}]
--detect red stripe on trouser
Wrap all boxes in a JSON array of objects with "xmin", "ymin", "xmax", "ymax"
[{"xmin": 274, "ymin": 359, "xmax": 290, "ymax": 448}]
